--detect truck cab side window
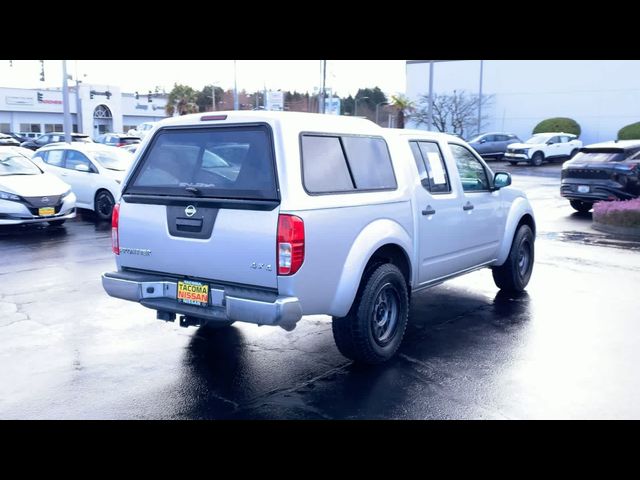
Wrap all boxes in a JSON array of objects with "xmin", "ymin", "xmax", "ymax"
[{"xmin": 449, "ymin": 143, "xmax": 490, "ymax": 192}]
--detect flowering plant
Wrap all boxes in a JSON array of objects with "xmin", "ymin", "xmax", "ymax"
[{"xmin": 593, "ymin": 198, "xmax": 640, "ymax": 228}]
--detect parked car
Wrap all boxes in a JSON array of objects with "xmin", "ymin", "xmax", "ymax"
[
  {"xmin": 31, "ymin": 143, "xmax": 134, "ymax": 221},
  {"xmin": 0, "ymin": 133, "xmax": 21, "ymax": 146},
  {"xmin": 467, "ymin": 132, "xmax": 522, "ymax": 160},
  {"xmin": 504, "ymin": 132, "xmax": 582, "ymax": 166},
  {"xmin": 96, "ymin": 133, "xmax": 141, "ymax": 147},
  {"xmin": 127, "ymin": 122, "xmax": 157, "ymax": 139},
  {"xmin": 121, "ymin": 144, "xmax": 138, "ymax": 154},
  {"xmin": 0, "ymin": 145, "xmax": 37, "ymax": 158},
  {"xmin": 0, "ymin": 147, "xmax": 76, "ymax": 226},
  {"xmin": 560, "ymin": 140, "xmax": 640, "ymax": 212},
  {"xmin": 21, "ymin": 133, "xmax": 93, "ymax": 151},
  {"xmin": 102, "ymin": 111, "xmax": 536, "ymax": 365},
  {"xmin": 1, "ymin": 132, "xmax": 29, "ymax": 143}
]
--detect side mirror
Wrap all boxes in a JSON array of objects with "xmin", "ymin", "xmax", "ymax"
[
  {"xmin": 74, "ymin": 164, "xmax": 90, "ymax": 172},
  {"xmin": 479, "ymin": 138, "xmax": 487, "ymax": 144},
  {"xmin": 493, "ymin": 171, "xmax": 512, "ymax": 189}
]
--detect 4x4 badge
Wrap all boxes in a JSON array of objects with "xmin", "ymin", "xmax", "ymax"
[{"xmin": 184, "ymin": 205, "xmax": 196, "ymax": 217}]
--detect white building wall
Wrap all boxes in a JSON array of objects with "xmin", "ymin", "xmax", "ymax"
[{"xmin": 406, "ymin": 60, "xmax": 640, "ymax": 145}]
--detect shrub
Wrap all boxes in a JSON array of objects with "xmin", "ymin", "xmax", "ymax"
[
  {"xmin": 617, "ymin": 122, "xmax": 640, "ymax": 140},
  {"xmin": 532, "ymin": 117, "xmax": 581, "ymax": 137},
  {"xmin": 593, "ymin": 198, "xmax": 640, "ymax": 228}
]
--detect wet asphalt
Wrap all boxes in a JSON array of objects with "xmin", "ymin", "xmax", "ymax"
[{"xmin": 1, "ymin": 160, "xmax": 639, "ymax": 419}]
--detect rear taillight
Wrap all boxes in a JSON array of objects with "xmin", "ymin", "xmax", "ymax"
[
  {"xmin": 277, "ymin": 214, "xmax": 304, "ymax": 275},
  {"xmin": 112, "ymin": 203, "xmax": 120, "ymax": 255}
]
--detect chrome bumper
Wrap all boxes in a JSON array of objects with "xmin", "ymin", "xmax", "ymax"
[{"xmin": 101, "ymin": 271, "xmax": 303, "ymax": 331}]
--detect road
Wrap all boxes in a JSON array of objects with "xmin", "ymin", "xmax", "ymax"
[{"xmin": 1, "ymin": 162, "xmax": 639, "ymax": 419}]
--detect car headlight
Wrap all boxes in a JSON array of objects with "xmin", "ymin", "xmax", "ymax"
[{"xmin": 0, "ymin": 190, "xmax": 21, "ymax": 201}]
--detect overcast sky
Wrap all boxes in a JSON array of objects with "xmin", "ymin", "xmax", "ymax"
[{"xmin": 0, "ymin": 60, "xmax": 406, "ymax": 98}]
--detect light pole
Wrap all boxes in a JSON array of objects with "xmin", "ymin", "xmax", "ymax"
[
  {"xmin": 477, "ymin": 60, "xmax": 484, "ymax": 135},
  {"xmin": 375, "ymin": 101, "xmax": 388, "ymax": 125},
  {"xmin": 354, "ymin": 95, "xmax": 369, "ymax": 117},
  {"xmin": 233, "ymin": 60, "xmax": 239, "ymax": 111},
  {"xmin": 61, "ymin": 60, "xmax": 72, "ymax": 143}
]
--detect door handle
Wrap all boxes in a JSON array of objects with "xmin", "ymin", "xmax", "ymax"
[
  {"xmin": 463, "ymin": 201, "xmax": 474, "ymax": 211},
  {"xmin": 422, "ymin": 205, "xmax": 436, "ymax": 216}
]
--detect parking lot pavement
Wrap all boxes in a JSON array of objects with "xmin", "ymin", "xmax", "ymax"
[{"xmin": 1, "ymin": 171, "xmax": 640, "ymax": 419}]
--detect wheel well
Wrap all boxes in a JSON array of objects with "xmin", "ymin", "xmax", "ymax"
[
  {"xmin": 364, "ymin": 244, "xmax": 412, "ymax": 287},
  {"xmin": 532, "ymin": 150, "xmax": 544, "ymax": 158},
  {"xmin": 517, "ymin": 214, "xmax": 536, "ymax": 238}
]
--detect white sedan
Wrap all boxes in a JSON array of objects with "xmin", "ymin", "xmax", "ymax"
[
  {"xmin": 0, "ymin": 147, "xmax": 76, "ymax": 226},
  {"xmin": 32, "ymin": 143, "xmax": 134, "ymax": 221}
]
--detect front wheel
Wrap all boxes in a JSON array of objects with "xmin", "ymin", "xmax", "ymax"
[
  {"xmin": 94, "ymin": 190, "xmax": 115, "ymax": 221},
  {"xmin": 570, "ymin": 200, "xmax": 593, "ymax": 213},
  {"xmin": 531, "ymin": 152, "xmax": 544, "ymax": 167},
  {"xmin": 332, "ymin": 263, "xmax": 409, "ymax": 364},
  {"xmin": 492, "ymin": 225, "xmax": 534, "ymax": 292}
]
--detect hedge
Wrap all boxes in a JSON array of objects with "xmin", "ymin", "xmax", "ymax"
[
  {"xmin": 532, "ymin": 117, "xmax": 581, "ymax": 137},
  {"xmin": 617, "ymin": 122, "xmax": 640, "ymax": 140}
]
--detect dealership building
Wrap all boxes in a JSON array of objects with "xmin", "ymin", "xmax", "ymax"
[
  {"xmin": 0, "ymin": 84, "xmax": 169, "ymax": 139},
  {"xmin": 405, "ymin": 60, "xmax": 640, "ymax": 145}
]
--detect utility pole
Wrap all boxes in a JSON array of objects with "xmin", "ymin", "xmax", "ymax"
[
  {"xmin": 427, "ymin": 60, "xmax": 434, "ymax": 131},
  {"xmin": 212, "ymin": 84, "xmax": 216, "ymax": 111},
  {"xmin": 321, "ymin": 60, "xmax": 327, "ymax": 114},
  {"xmin": 74, "ymin": 60, "xmax": 83, "ymax": 133},
  {"xmin": 477, "ymin": 60, "xmax": 484, "ymax": 135},
  {"xmin": 233, "ymin": 60, "xmax": 239, "ymax": 110},
  {"xmin": 61, "ymin": 60, "xmax": 72, "ymax": 143}
]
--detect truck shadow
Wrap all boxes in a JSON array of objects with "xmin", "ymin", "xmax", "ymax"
[{"xmin": 177, "ymin": 287, "xmax": 534, "ymax": 419}]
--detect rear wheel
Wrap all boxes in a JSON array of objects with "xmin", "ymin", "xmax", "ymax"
[
  {"xmin": 570, "ymin": 200, "xmax": 593, "ymax": 213},
  {"xmin": 94, "ymin": 190, "xmax": 115, "ymax": 221},
  {"xmin": 531, "ymin": 152, "xmax": 544, "ymax": 166},
  {"xmin": 48, "ymin": 220, "xmax": 66, "ymax": 227},
  {"xmin": 332, "ymin": 263, "xmax": 409, "ymax": 364},
  {"xmin": 492, "ymin": 225, "xmax": 534, "ymax": 292}
]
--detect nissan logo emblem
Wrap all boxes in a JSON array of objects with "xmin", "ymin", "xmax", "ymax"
[
  {"xmin": 185, "ymin": 205, "xmax": 197, "ymax": 217},
  {"xmin": 41, "ymin": 197, "xmax": 50, "ymax": 204}
]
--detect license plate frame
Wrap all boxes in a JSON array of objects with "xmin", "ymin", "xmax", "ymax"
[
  {"xmin": 177, "ymin": 280, "xmax": 209, "ymax": 307},
  {"xmin": 38, "ymin": 207, "xmax": 55, "ymax": 216}
]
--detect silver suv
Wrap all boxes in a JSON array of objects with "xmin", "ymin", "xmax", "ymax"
[{"xmin": 103, "ymin": 112, "xmax": 536, "ymax": 364}]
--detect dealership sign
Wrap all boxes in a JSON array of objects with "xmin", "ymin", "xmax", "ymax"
[{"xmin": 5, "ymin": 96, "xmax": 34, "ymax": 106}]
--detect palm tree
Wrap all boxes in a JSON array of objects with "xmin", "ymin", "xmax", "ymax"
[
  {"xmin": 165, "ymin": 83, "xmax": 199, "ymax": 117},
  {"xmin": 389, "ymin": 94, "xmax": 414, "ymax": 129}
]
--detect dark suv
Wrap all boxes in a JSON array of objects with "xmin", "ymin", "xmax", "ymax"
[
  {"xmin": 560, "ymin": 140, "xmax": 640, "ymax": 212},
  {"xmin": 467, "ymin": 132, "xmax": 521, "ymax": 160},
  {"xmin": 21, "ymin": 133, "xmax": 92, "ymax": 151}
]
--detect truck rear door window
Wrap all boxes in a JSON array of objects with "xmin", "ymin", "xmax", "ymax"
[{"xmin": 126, "ymin": 125, "xmax": 278, "ymax": 200}]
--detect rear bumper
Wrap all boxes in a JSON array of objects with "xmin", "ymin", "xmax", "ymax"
[
  {"xmin": 101, "ymin": 270, "xmax": 303, "ymax": 331},
  {"xmin": 560, "ymin": 183, "xmax": 635, "ymax": 202}
]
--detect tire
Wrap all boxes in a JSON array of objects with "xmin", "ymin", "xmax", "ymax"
[
  {"xmin": 48, "ymin": 220, "xmax": 66, "ymax": 227},
  {"xmin": 94, "ymin": 190, "xmax": 115, "ymax": 221},
  {"xmin": 494, "ymin": 154, "xmax": 503, "ymax": 161},
  {"xmin": 570, "ymin": 149, "xmax": 579, "ymax": 158},
  {"xmin": 332, "ymin": 263, "xmax": 409, "ymax": 365},
  {"xmin": 509, "ymin": 161, "xmax": 518, "ymax": 166},
  {"xmin": 531, "ymin": 152, "xmax": 544, "ymax": 167},
  {"xmin": 570, "ymin": 200, "xmax": 593, "ymax": 213},
  {"xmin": 492, "ymin": 225, "xmax": 534, "ymax": 293}
]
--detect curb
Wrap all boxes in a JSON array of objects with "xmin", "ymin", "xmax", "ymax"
[{"xmin": 592, "ymin": 221, "xmax": 640, "ymax": 239}]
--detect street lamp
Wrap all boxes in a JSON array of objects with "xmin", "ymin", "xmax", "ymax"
[
  {"xmin": 354, "ymin": 95, "xmax": 369, "ymax": 117},
  {"xmin": 375, "ymin": 101, "xmax": 388, "ymax": 125}
]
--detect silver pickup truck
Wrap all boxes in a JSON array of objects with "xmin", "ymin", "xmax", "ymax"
[{"xmin": 102, "ymin": 111, "xmax": 535, "ymax": 364}]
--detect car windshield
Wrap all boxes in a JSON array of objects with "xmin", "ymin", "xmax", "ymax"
[
  {"xmin": 0, "ymin": 150, "xmax": 41, "ymax": 176},
  {"xmin": 92, "ymin": 148, "xmax": 134, "ymax": 171},
  {"xmin": 525, "ymin": 135, "xmax": 551, "ymax": 144}
]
